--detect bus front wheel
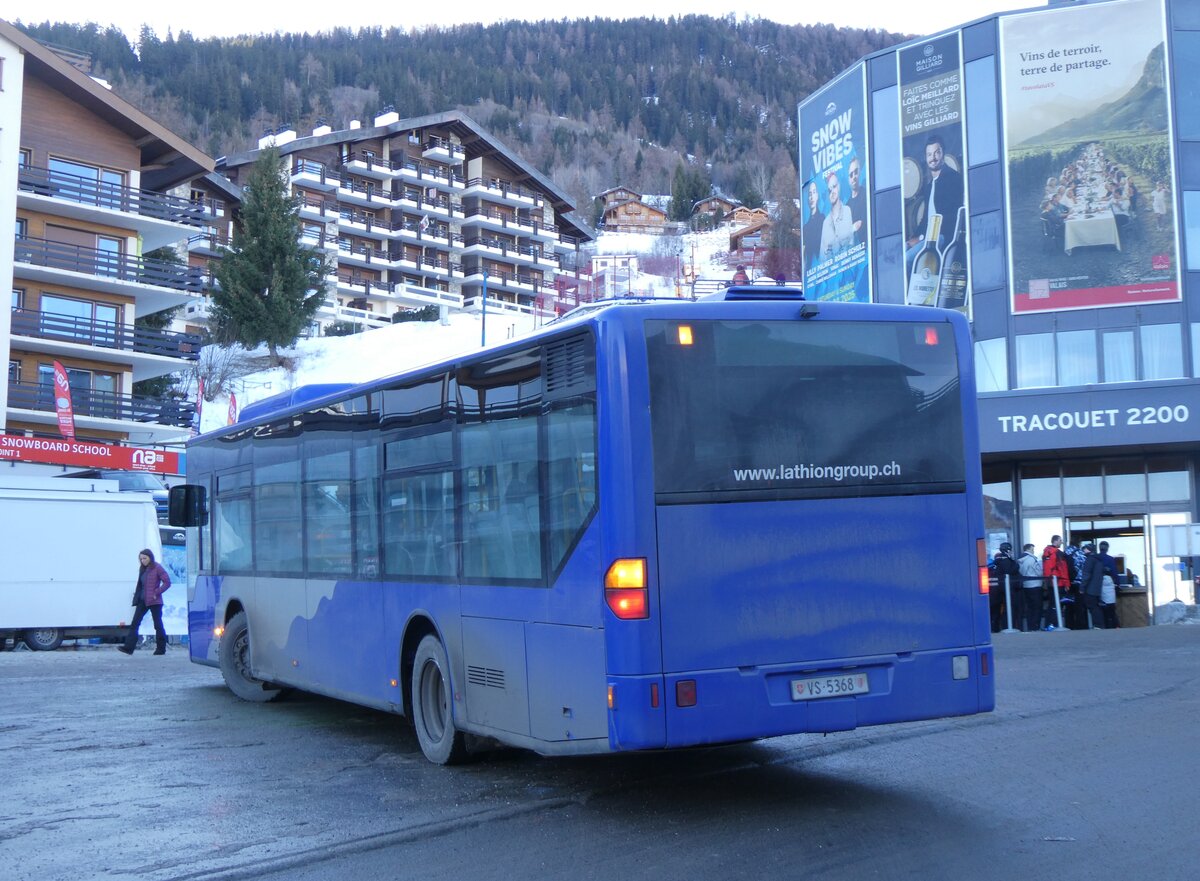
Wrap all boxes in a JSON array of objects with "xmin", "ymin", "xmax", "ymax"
[
  {"xmin": 23, "ymin": 628, "xmax": 63, "ymax": 651},
  {"xmin": 411, "ymin": 635, "xmax": 467, "ymax": 765},
  {"xmin": 219, "ymin": 612, "xmax": 283, "ymax": 703}
]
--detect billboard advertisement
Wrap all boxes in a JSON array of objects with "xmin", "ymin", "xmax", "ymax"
[
  {"xmin": 899, "ymin": 33, "xmax": 970, "ymax": 311},
  {"xmin": 799, "ymin": 65, "xmax": 870, "ymax": 302},
  {"xmin": 1000, "ymin": 0, "xmax": 1179, "ymax": 313}
]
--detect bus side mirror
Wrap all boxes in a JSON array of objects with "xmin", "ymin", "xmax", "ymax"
[{"xmin": 169, "ymin": 484, "xmax": 208, "ymax": 527}]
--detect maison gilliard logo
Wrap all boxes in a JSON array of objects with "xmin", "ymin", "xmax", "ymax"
[{"xmin": 916, "ymin": 43, "xmax": 944, "ymax": 73}]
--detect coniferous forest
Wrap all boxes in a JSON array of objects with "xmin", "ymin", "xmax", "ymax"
[{"xmin": 16, "ymin": 17, "xmax": 904, "ymax": 213}]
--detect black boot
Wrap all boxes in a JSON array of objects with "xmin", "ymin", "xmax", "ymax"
[{"xmin": 118, "ymin": 644, "xmax": 134, "ymax": 655}]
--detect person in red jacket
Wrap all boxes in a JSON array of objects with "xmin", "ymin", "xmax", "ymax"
[
  {"xmin": 119, "ymin": 548, "xmax": 171, "ymax": 656},
  {"xmin": 1042, "ymin": 535, "xmax": 1071, "ymax": 630}
]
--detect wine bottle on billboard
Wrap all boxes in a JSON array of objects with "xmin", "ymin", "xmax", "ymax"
[
  {"xmin": 936, "ymin": 207, "xmax": 968, "ymax": 310},
  {"xmin": 906, "ymin": 213, "xmax": 942, "ymax": 306}
]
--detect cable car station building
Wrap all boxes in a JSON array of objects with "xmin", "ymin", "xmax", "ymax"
[{"xmin": 798, "ymin": 0, "xmax": 1200, "ymax": 617}]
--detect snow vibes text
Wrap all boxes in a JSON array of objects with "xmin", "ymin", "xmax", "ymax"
[{"xmin": 810, "ymin": 108, "xmax": 853, "ymax": 175}]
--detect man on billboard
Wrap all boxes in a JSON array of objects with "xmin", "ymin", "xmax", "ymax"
[
  {"xmin": 907, "ymin": 134, "xmax": 964, "ymax": 264},
  {"xmin": 846, "ymin": 157, "xmax": 867, "ymax": 244},
  {"xmin": 803, "ymin": 180, "xmax": 824, "ymax": 270}
]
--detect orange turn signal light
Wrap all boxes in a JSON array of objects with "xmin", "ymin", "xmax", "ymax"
[{"xmin": 605, "ymin": 558, "xmax": 649, "ymax": 619}]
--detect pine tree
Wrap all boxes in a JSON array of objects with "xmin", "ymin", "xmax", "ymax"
[{"xmin": 212, "ymin": 147, "xmax": 330, "ymax": 365}]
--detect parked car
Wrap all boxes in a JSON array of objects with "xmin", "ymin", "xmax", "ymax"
[{"xmin": 57, "ymin": 469, "xmax": 169, "ymax": 522}]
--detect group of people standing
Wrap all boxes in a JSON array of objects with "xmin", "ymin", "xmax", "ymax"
[{"xmin": 990, "ymin": 535, "xmax": 1125, "ymax": 633}]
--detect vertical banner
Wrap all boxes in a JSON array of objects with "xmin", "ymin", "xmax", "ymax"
[
  {"xmin": 1001, "ymin": 0, "xmax": 1179, "ymax": 313},
  {"xmin": 799, "ymin": 65, "xmax": 871, "ymax": 302},
  {"xmin": 899, "ymin": 33, "xmax": 969, "ymax": 310},
  {"xmin": 227, "ymin": 392, "xmax": 238, "ymax": 426},
  {"xmin": 52, "ymin": 360, "xmax": 76, "ymax": 440}
]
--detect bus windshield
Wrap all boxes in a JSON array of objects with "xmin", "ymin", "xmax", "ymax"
[{"xmin": 645, "ymin": 318, "xmax": 964, "ymax": 501}]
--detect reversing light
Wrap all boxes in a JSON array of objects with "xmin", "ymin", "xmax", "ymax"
[
  {"xmin": 924, "ymin": 326, "xmax": 940, "ymax": 346},
  {"xmin": 605, "ymin": 558, "xmax": 649, "ymax": 620},
  {"xmin": 677, "ymin": 324, "xmax": 694, "ymax": 346},
  {"xmin": 676, "ymin": 680, "xmax": 697, "ymax": 707}
]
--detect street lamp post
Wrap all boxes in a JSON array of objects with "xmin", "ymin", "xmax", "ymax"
[{"xmin": 481, "ymin": 267, "xmax": 489, "ymax": 347}]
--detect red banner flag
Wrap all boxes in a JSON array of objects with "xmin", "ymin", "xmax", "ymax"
[
  {"xmin": 227, "ymin": 392, "xmax": 238, "ymax": 426},
  {"xmin": 52, "ymin": 360, "xmax": 76, "ymax": 440}
]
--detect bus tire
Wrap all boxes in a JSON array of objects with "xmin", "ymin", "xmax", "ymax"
[
  {"xmin": 219, "ymin": 612, "xmax": 283, "ymax": 703},
  {"xmin": 411, "ymin": 635, "xmax": 467, "ymax": 765},
  {"xmin": 23, "ymin": 628, "xmax": 63, "ymax": 651}
]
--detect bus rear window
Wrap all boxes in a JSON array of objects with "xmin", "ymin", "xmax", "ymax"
[{"xmin": 645, "ymin": 319, "xmax": 965, "ymax": 501}]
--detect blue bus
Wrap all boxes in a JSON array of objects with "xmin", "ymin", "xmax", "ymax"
[{"xmin": 170, "ymin": 287, "xmax": 994, "ymax": 764}]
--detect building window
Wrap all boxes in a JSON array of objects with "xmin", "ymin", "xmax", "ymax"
[
  {"xmin": 1020, "ymin": 462, "xmax": 1061, "ymax": 507},
  {"xmin": 12, "ymin": 288, "xmax": 23, "ymax": 309},
  {"xmin": 1062, "ymin": 461, "xmax": 1103, "ymax": 506},
  {"xmin": 1140, "ymin": 324, "xmax": 1183, "ymax": 380},
  {"xmin": 974, "ymin": 337, "xmax": 1008, "ymax": 392},
  {"xmin": 19, "ymin": 148, "xmax": 31, "ymax": 168},
  {"xmin": 965, "ymin": 57, "xmax": 999, "ymax": 166},
  {"xmin": 1183, "ymin": 191, "xmax": 1200, "ymax": 271},
  {"xmin": 1103, "ymin": 330, "xmax": 1136, "ymax": 383},
  {"xmin": 48, "ymin": 157, "xmax": 126, "ymax": 208},
  {"xmin": 871, "ymin": 86, "xmax": 901, "ymax": 191},
  {"xmin": 40, "ymin": 294, "xmax": 120, "ymax": 343},
  {"xmin": 1055, "ymin": 329, "xmax": 1097, "ymax": 386},
  {"xmin": 1015, "ymin": 332, "xmax": 1056, "ymax": 388},
  {"xmin": 8, "ymin": 360, "xmax": 20, "ymax": 383},
  {"xmin": 1022, "ymin": 459, "xmax": 1192, "ymax": 511},
  {"xmin": 1174, "ymin": 32, "xmax": 1200, "ymax": 141},
  {"xmin": 1017, "ymin": 326, "xmax": 1182, "ymax": 388}
]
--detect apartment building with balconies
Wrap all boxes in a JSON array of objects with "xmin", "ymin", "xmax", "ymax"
[
  {"xmin": 2, "ymin": 20, "xmax": 216, "ymax": 456},
  {"xmin": 218, "ymin": 109, "xmax": 593, "ymax": 332}
]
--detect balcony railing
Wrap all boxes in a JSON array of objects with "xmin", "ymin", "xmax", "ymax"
[
  {"xmin": 335, "ymin": 274, "xmax": 397, "ymax": 296},
  {"xmin": 465, "ymin": 177, "xmax": 544, "ymax": 205},
  {"xmin": 18, "ymin": 166, "xmax": 208, "ymax": 227},
  {"xmin": 187, "ymin": 231, "xmax": 231, "ymax": 251},
  {"xmin": 7, "ymin": 380, "xmax": 196, "ymax": 427},
  {"xmin": 15, "ymin": 236, "xmax": 208, "ymax": 294},
  {"xmin": 395, "ymin": 157, "xmax": 466, "ymax": 186},
  {"xmin": 10, "ymin": 307, "xmax": 202, "ymax": 360}
]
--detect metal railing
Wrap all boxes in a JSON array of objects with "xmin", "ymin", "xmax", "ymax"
[
  {"xmin": 18, "ymin": 166, "xmax": 208, "ymax": 227},
  {"xmin": 292, "ymin": 159, "xmax": 341, "ymax": 186},
  {"xmin": 465, "ymin": 177, "xmax": 544, "ymax": 205},
  {"xmin": 14, "ymin": 236, "xmax": 209, "ymax": 294},
  {"xmin": 9, "ymin": 307, "xmax": 202, "ymax": 360},
  {"xmin": 7, "ymin": 380, "xmax": 196, "ymax": 427}
]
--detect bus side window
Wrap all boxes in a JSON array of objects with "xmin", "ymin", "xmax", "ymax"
[{"xmin": 545, "ymin": 402, "xmax": 597, "ymax": 573}]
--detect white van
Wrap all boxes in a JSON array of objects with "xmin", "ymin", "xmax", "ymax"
[{"xmin": 0, "ymin": 476, "xmax": 162, "ymax": 650}]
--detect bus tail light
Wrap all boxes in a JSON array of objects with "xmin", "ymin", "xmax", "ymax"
[
  {"xmin": 977, "ymin": 539, "xmax": 989, "ymax": 595},
  {"xmin": 605, "ymin": 558, "xmax": 648, "ymax": 620}
]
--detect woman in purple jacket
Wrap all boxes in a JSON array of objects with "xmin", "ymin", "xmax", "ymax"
[{"xmin": 119, "ymin": 548, "xmax": 171, "ymax": 655}]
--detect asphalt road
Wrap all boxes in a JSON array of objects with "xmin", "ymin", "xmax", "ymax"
[{"xmin": 2, "ymin": 625, "xmax": 1198, "ymax": 881}]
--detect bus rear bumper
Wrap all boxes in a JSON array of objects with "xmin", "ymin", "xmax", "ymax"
[{"xmin": 607, "ymin": 646, "xmax": 994, "ymax": 751}]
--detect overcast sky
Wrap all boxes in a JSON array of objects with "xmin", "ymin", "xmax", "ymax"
[{"xmin": 13, "ymin": 0, "xmax": 1041, "ymax": 43}]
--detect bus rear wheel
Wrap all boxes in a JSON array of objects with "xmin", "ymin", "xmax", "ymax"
[
  {"xmin": 23, "ymin": 628, "xmax": 63, "ymax": 651},
  {"xmin": 219, "ymin": 612, "xmax": 283, "ymax": 703},
  {"xmin": 411, "ymin": 635, "xmax": 467, "ymax": 765}
]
